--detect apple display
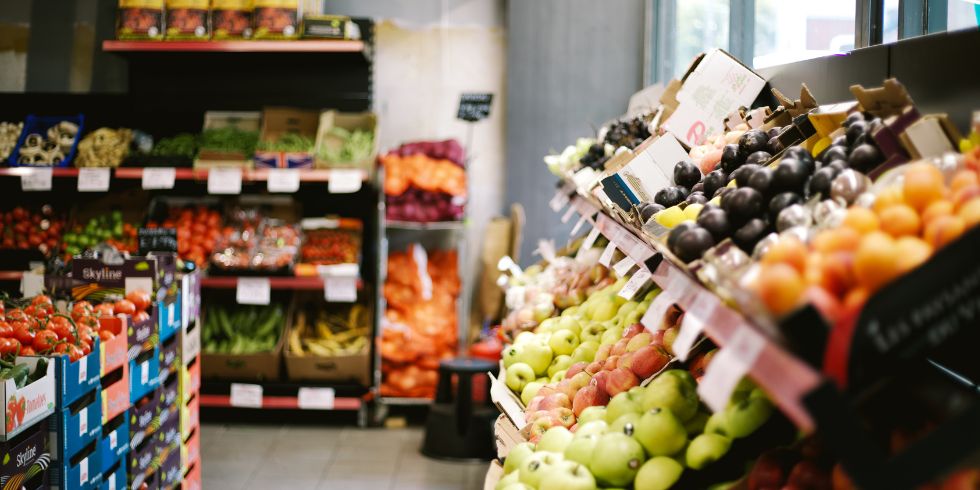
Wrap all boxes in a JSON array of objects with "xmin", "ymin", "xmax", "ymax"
[
  {"xmin": 519, "ymin": 341, "xmax": 555, "ymax": 376},
  {"xmin": 574, "ymin": 420, "xmax": 608, "ymax": 439},
  {"xmin": 591, "ymin": 299, "xmax": 618, "ymax": 322},
  {"xmin": 605, "ymin": 392, "xmax": 643, "ymax": 424},
  {"xmin": 621, "ymin": 323, "xmax": 645, "ymax": 339},
  {"xmin": 549, "ymin": 329, "xmax": 581, "ymax": 356},
  {"xmin": 626, "ymin": 332, "xmax": 654, "ymax": 352},
  {"xmin": 585, "ymin": 360, "xmax": 606, "ymax": 375},
  {"xmin": 601, "ymin": 327, "xmax": 624, "ymax": 346},
  {"xmin": 634, "ymin": 457, "xmax": 684, "ymax": 490},
  {"xmin": 641, "ymin": 374, "xmax": 699, "ymax": 422},
  {"xmin": 591, "ymin": 370, "xmax": 611, "ymax": 394},
  {"xmin": 539, "ymin": 460, "xmax": 598, "ymax": 490},
  {"xmin": 514, "ymin": 331, "xmax": 537, "ymax": 345},
  {"xmin": 609, "ymin": 412, "xmax": 641, "ymax": 436},
  {"xmin": 593, "ymin": 343, "xmax": 613, "ymax": 362},
  {"xmin": 704, "ymin": 411, "xmax": 730, "ymax": 437},
  {"xmin": 538, "ymin": 392, "xmax": 572, "ymax": 411},
  {"xmin": 580, "ymin": 322, "xmax": 606, "ymax": 343},
  {"xmin": 605, "ymin": 355, "xmax": 621, "ymax": 370},
  {"xmin": 566, "ymin": 361, "xmax": 589, "ymax": 379},
  {"xmin": 588, "ymin": 433, "xmax": 645, "ymax": 488},
  {"xmin": 503, "ymin": 344, "xmax": 525, "ymax": 368},
  {"xmin": 630, "ymin": 345, "xmax": 671, "ymax": 380},
  {"xmin": 573, "ymin": 384, "xmax": 610, "ymax": 416},
  {"xmin": 605, "ymin": 368, "xmax": 640, "ymax": 397},
  {"xmin": 685, "ymin": 433, "xmax": 732, "ymax": 470},
  {"xmin": 521, "ymin": 381, "xmax": 545, "ymax": 406},
  {"xmin": 537, "ymin": 317, "xmax": 560, "ymax": 333},
  {"xmin": 503, "ymin": 442, "xmax": 536, "ymax": 474},
  {"xmin": 571, "ymin": 341, "xmax": 600, "ymax": 364},
  {"xmin": 500, "ymin": 483, "xmax": 533, "ymax": 490},
  {"xmin": 495, "ymin": 470, "xmax": 520, "ymax": 490},
  {"xmin": 683, "ymin": 410, "xmax": 710, "ymax": 435},
  {"xmin": 519, "ymin": 451, "xmax": 564, "ymax": 488},
  {"xmin": 635, "ymin": 407, "xmax": 688, "ymax": 457},
  {"xmin": 611, "ymin": 338, "xmax": 630, "ymax": 356},
  {"xmin": 558, "ymin": 316, "xmax": 584, "ymax": 336},
  {"xmin": 662, "ymin": 326, "xmax": 679, "ymax": 355},
  {"xmin": 537, "ymin": 426, "xmax": 575, "ymax": 453},
  {"xmin": 725, "ymin": 397, "xmax": 773, "ymax": 438},
  {"xmin": 564, "ymin": 434, "xmax": 600, "ymax": 465},
  {"xmin": 548, "ymin": 355, "xmax": 574, "ymax": 378},
  {"xmin": 506, "ymin": 363, "xmax": 536, "ymax": 393},
  {"xmin": 551, "ymin": 371, "xmax": 566, "ymax": 383}
]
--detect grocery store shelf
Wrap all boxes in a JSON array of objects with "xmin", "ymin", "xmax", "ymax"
[
  {"xmin": 0, "ymin": 167, "xmax": 367, "ymax": 183},
  {"xmin": 0, "ymin": 271, "xmax": 23, "ymax": 280},
  {"xmin": 199, "ymin": 393, "xmax": 363, "ymax": 410},
  {"xmin": 385, "ymin": 220, "xmax": 465, "ymax": 231},
  {"xmin": 102, "ymin": 39, "xmax": 365, "ymax": 53},
  {"xmin": 0, "ymin": 167, "xmax": 80, "ymax": 177},
  {"xmin": 378, "ymin": 396, "xmax": 432, "ymax": 406}
]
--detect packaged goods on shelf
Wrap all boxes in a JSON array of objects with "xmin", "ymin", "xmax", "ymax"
[
  {"xmin": 0, "ymin": 121, "xmax": 24, "ymax": 160},
  {"xmin": 209, "ymin": 203, "xmax": 301, "ymax": 276},
  {"xmin": 314, "ymin": 111, "xmax": 377, "ymax": 170},
  {"xmin": 211, "ymin": 0, "xmax": 253, "ymax": 39},
  {"xmin": 252, "ymin": 0, "xmax": 300, "ymax": 39},
  {"xmin": 164, "ymin": 0, "xmax": 210, "ymax": 40},
  {"xmin": 301, "ymin": 14, "xmax": 359, "ymax": 40},
  {"xmin": 296, "ymin": 217, "xmax": 362, "ymax": 271},
  {"xmin": 284, "ymin": 294, "xmax": 371, "ymax": 385},
  {"xmin": 253, "ymin": 107, "xmax": 318, "ymax": 169},
  {"xmin": 116, "ymin": 0, "xmax": 164, "ymax": 40},
  {"xmin": 74, "ymin": 128, "xmax": 133, "ymax": 168},
  {"xmin": 8, "ymin": 115, "xmax": 83, "ymax": 167},
  {"xmin": 194, "ymin": 111, "xmax": 260, "ymax": 169},
  {"xmin": 0, "ymin": 420, "xmax": 50, "ymax": 489}
]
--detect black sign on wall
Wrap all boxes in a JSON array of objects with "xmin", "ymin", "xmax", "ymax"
[
  {"xmin": 457, "ymin": 93, "xmax": 493, "ymax": 122},
  {"xmin": 138, "ymin": 228, "xmax": 178, "ymax": 255}
]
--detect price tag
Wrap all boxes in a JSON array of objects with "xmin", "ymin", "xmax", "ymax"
[
  {"xmin": 168, "ymin": 302, "xmax": 176, "ymax": 329},
  {"xmin": 20, "ymin": 271, "xmax": 44, "ymax": 298},
  {"xmin": 297, "ymin": 387, "xmax": 335, "ymax": 409},
  {"xmin": 108, "ymin": 473, "xmax": 116, "ymax": 490},
  {"xmin": 77, "ymin": 167, "xmax": 110, "ymax": 192},
  {"xmin": 266, "ymin": 168, "xmax": 300, "ymax": 193},
  {"xmin": 618, "ymin": 268, "xmax": 652, "ymax": 301},
  {"xmin": 79, "ymin": 407, "xmax": 88, "ymax": 436},
  {"xmin": 674, "ymin": 293, "xmax": 719, "ymax": 361},
  {"xmin": 207, "ymin": 167, "xmax": 242, "ymax": 194},
  {"xmin": 325, "ymin": 275, "xmax": 357, "ymax": 302},
  {"xmin": 599, "ymin": 242, "xmax": 617, "ymax": 267},
  {"xmin": 612, "ymin": 256, "xmax": 636, "ymax": 277},
  {"xmin": 549, "ymin": 190, "xmax": 570, "ymax": 212},
  {"xmin": 140, "ymin": 361, "xmax": 149, "ymax": 385},
  {"xmin": 236, "ymin": 278, "xmax": 271, "ymax": 305},
  {"xmin": 698, "ymin": 327, "xmax": 765, "ymax": 413},
  {"xmin": 109, "ymin": 430, "xmax": 117, "ymax": 449},
  {"xmin": 576, "ymin": 227, "xmax": 601, "ymax": 259},
  {"xmin": 570, "ymin": 214, "xmax": 589, "ymax": 236},
  {"xmin": 79, "ymin": 458, "xmax": 88, "ymax": 485},
  {"xmin": 20, "ymin": 168, "xmax": 52, "ymax": 191},
  {"xmin": 230, "ymin": 383, "xmax": 263, "ymax": 408},
  {"xmin": 142, "ymin": 167, "xmax": 176, "ymax": 189},
  {"xmin": 642, "ymin": 287, "xmax": 680, "ymax": 331},
  {"xmin": 561, "ymin": 206, "xmax": 576, "ymax": 224},
  {"xmin": 78, "ymin": 357, "xmax": 88, "ymax": 384},
  {"xmin": 328, "ymin": 169, "xmax": 363, "ymax": 194}
]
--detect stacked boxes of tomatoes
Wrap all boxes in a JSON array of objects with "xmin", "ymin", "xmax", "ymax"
[{"xmin": 178, "ymin": 272, "xmax": 201, "ymax": 486}]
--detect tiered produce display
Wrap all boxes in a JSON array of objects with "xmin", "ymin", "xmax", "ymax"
[{"xmin": 486, "ymin": 48, "xmax": 979, "ymax": 490}]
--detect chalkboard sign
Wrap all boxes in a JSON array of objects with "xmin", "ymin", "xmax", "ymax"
[
  {"xmin": 457, "ymin": 93, "xmax": 493, "ymax": 122},
  {"xmin": 138, "ymin": 228, "xmax": 178, "ymax": 255}
]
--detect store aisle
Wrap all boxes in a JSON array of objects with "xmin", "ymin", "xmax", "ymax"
[{"xmin": 201, "ymin": 423, "xmax": 487, "ymax": 489}]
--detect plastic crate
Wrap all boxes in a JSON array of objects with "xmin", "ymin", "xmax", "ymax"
[{"xmin": 7, "ymin": 114, "xmax": 84, "ymax": 167}]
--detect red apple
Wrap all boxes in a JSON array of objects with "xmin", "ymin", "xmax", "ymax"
[
  {"xmin": 520, "ymin": 416, "xmax": 553, "ymax": 442},
  {"xmin": 649, "ymin": 328, "xmax": 666, "ymax": 346},
  {"xmin": 689, "ymin": 348, "xmax": 716, "ymax": 381},
  {"xmin": 605, "ymin": 355, "xmax": 620, "ymax": 371},
  {"xmin": 585, "ymin": 360, "xmax": 606, "ymax": 375},
  {"xmin": 630, "ymin": 345, "xmax": 671, "ymax": 380},
  {"xmin": 663, "ymin": 326, "xmax": 679, "ymax": 355},
  {"xmin": 566, "ymin": 362, "xmax": 588, "ymax": 379},
  {"xmin": 618, "ymin": 353, "xmax": 635, "ymax": 372},
  {"xmin": 594, "ymin": 343, "xmax": 612, "ymax": 362},
  {"xmin": 787, "ymin": 461, "xmax": 831, "ymax": 490},
  {"xmin": 621, "ymin": 323, "xmax": 644, "ymax": 339},
  {"xmin": 748, "ymin": 449, "xmax": 796, "ymax": 490},
  {"xmin": 550, "ymin": 407, "xmax": 576, "ymax": 428},
  {"xmin": 525, "ymin": 410, "xmax": 558, "ymax": 426},
  {"xmin": 591, "ymin": 371, "xmax": 610, "ymax": 393},
  {"xmin": 572, "ymin": 384, "xmax": 610, "ymax": 416},
  {"xmin": 611, "ymin": 338, "xmax": 630, "ymax": 356},
  {"xmin": 526, "ymin": 396, "xmax": 545, "ymax": 413},
  {"xmin": 604, "ymin": 367, "xmax": 639, "ymax": 397},
  {"xmin": 538, "ymin": 392, "xmax": 572, "ymax": 411}
]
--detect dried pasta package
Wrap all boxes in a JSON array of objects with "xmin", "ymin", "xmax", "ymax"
[
  {"xmin": 252, "ymin": 0, "xmax": 299, "ymax": 39},
  {"xmin": 211, "ymin": 0, "xmax": 253, "ymax": 39},
  {"xmin": 117, "ymin": 0, "xmax": 164, "ymax": 39},
  {"xmin": 165, "ymin": 0, "xmax": 210, "ymax": 40}
]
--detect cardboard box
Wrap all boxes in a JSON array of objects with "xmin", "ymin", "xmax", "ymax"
[
  {"xmin": 602, "ymin": 134, "xmax": 692, "ymax": 212},
  {"xmin": 50, "ymin": 343, "xmax": 102, "ymax": 407},
  {"xmin": 211, "ymin": 0, "xmax": 253, "ymax": 39},
  {"xmin": 313, "ymin": 111, "xmax": 378, "ymax": 171},
  {"xmin": 301, "ymin": 15, "xmax": 356, "ymax": 39},
  {"xmin": 179, "ymin": 395, "xmax": 198, "ymax": 442},
  {"xmin": 179, "ymin": 356, "xmax": 200, "ymax": 407},
  {"xmin": 158, "ymin": 374, "xmax": 179, "ymax": 415},
  {"xmin": 194, "ymin": 111, "xmax": 260, "ymax": 169},
  {"xmin": 99, "ymin": 317, "xmax": 128, "ymax": 377},
  {"xmin": 180, "ymin": 427, "xmax": 199, "ymax": 472},
  {"xmin": 0, "ymin": 420, "xmax": 49, "ymax": 490},
  {"xmin": 129, "ymin": 347, "xmax": 160, "ymax": 404},
  {"xmin": 158, "ymin": 442, "xmax": 182, "ymax": 488},
  {"xmin": 98, "ymin": 412, "xmax": 129, "ymax": 476},
  {"xmin": 284, "ymin": 350, "xmax": 370, "ymax": 386},
  {"xmin": 126, "ymin": 436, "xmax": 155, "ymax": 489},
  {"xmin": 181, "ymin": 316, "xmax": 201, "ymax": 369},
  {"xmin": 0, "ymin": 356, "xmax": 56, "ymax": 441},
  {"xmin": 100, "ymin": 365, "xmax": 129, "ymax": 425},
  {"xmin": 158, "ymin": 333, "xmax": 180, "ymax": 386},
  {"xmin": 98, "ymin": 458, "xmax": 126, "ymax": 490},
  {"xmin": 201, "ymin": 300, "xmax": 286, "ymax": 381},
  {"xmin": 252, "ymin": 0, "xmax": 299, "ymax": 39},
  {"xmin": 182, "ymin": 460, "xmax": 201, "ymax": 490},
  {"xmin": 116, "ymin": 0, "xmax": 164, "ymax": 40},
  {"xmin": 254, "ymin": 107, "xmax": 318, "ymax": 169},
  {"xmin": 48, "ymin": 389, "xmax": 102, "ymax": 462},
  {"xmin": 483, "ymin": 461, "xmax": 503, "ymax": 490},
  {"xmin": 50, "ymin": 439, "xmax": 99, "ymax": 490},
  {"xmin": 157, "ymin": 296, "xmax": 179, "ymax": 344}
]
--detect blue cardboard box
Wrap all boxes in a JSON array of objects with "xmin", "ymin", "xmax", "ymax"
[
  {"xmin": 129, "ymin": 347, "xmax": 160, "ymax": 404},
  {"xmin": 158, "ymin": 295, "xmax": 180, "ymax": 343},
  {"xmin": 99, "ymin": 413, "xmax": 129, "ymax": 475},
  {"xmin": 48, "ymin": 388, "xmax": 101, "ymax": 462},
  {"xmin": 98, "ymin": 457, "xmax": 126, "ymax": 490},
  {"xmin": 50, "ymin": 439, "xmax": 100, "ymax": 490},
  {"xmin": 50, "ymin": 341, "xmax": 102, "ymax": 406}
]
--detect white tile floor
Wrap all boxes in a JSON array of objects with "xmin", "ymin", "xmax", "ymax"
[{"xmin": 201, "ymin": 423, "xmax": 488, "ymax": 489}]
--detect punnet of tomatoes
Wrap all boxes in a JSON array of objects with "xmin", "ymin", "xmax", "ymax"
[
  {"xmin": 146, "ymin": 205, "xmax": 222, "ymax": 268},
  {"xmin": 0, "ymin": 205, "xmax": 65, "ymax": 257}
]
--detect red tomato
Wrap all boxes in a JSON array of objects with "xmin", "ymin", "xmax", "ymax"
[
  {"xmin": 66, "ymin": 344, "xmax": 83, "ymax": 362},
  {"xmin": 19, "ymin": 346, "xmax": 35, "ymax": 356},
  {"xmin": 31, "ymin": 294, "xmax": 51, "ymax": 307},
  {"xmin": 32, "ymin": 330, "xmax": 58, "ymax": 352},
  {"xmin": 51, "ymin": 322, "xmax": 75, "ymax": 343},
  {"xmin": 98, "ymin": 330, "xmax": 115, "ymax": 342},
  {"xmin": 13, "ymin": 324, "xmax": 34, "ymax": 346},
  {"xmin": 0, "ymin": 321, "xmax": 11, "ymax": 338},
  {"xmin": 132, "ymin": 311, "xmax": 150, "ymax": 324},
  {"xmin": 113, "ymin": 299, "xmax": 136, "ymax": 316},
  {"xmin": 5, "ymin": 308, "xmax": 25, "ymax": 323},
  {"xmin": 0, "ymin": 338, "xmax": 18, "ymax": 356},
  {"xmin": 125, "ymin": 290, "xmax": 151, "ymax": 312},
  {"xmin": 94, "ymin": 303, "xmax": 115, "ymax": 317},
  {"xmin": 79, "ymin": 341, "xmax": 92, "ymax": 356},
  {"xmin": 77, "ymin": 329, "xmax": 93, "ymax": 348}
]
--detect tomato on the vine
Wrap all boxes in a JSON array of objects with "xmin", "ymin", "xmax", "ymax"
[
  {"xmin": 13, "ymin": 324, "xmax": 34, "ymax": 346},
  {"xmin": 98, "ymin": 330, "xmax": 115, "ymax": 342},
  {"xmin": 125, "ymin": 290, "xmax": 151, "ymax": 312},
  {"xmin": 32, "ymin": 330, "xmax": 58, "ymax": 352},
  {"xmin": 19, "ymin": 346, "xmax": 35, "ymax": 356},
  {"xmin": 132, "ymin": 311, "xmax": 150, "ymax": 324},
  {"xmin": 0, "ymin": 321, "xmax": 11, "ymax": 338},
  {"xmin": 77, "ymin": 329, "xmax": 93, "ymax": 349},
  {"xmin": 54, "ymin": 343, "xmax": 68, "ymax": 354},
  {"xmin": 66, "ymin": 344, "xmax": 83, "ymax": 362},
  {"xmin": 113, "ymin": 299, "xmax": 136, "ymax": 316},
  {"xmin": 30, "ymin": 294, "xmax": 51, "ymax": 307},
  {"xmin": 5, "ymin": 308, "xmax": 26, "ymax": 323},
  {"xmin": 0, "ymin": 338, "xmax": 20, "ymax": 356},
  {"xmin": 79, "ymin": 342, "xmax": 91, "ymax": 356},
  {"xmin": 94, "ymin": 303, "xmax": 115, "ymax": 318}
]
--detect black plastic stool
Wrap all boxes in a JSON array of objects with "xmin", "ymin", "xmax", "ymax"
[{"xmin": 420, "ymin": 357, "xmax": 499, "ymax": 461}]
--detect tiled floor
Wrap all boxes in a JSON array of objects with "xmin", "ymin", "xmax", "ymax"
[{"xmin": 201, "ymin": 423, "xmax": 488, "ymax": 489}]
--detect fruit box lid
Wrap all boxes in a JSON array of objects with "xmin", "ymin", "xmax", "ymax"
[{"xmin": 0, "ymin": 357, "xmax": 56, "ymax": 440}]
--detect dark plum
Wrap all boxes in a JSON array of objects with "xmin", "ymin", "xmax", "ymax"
[
  {"xmin": 767, "ymin": 127, "xmax": 782, "ymax": 140},
  {"xmin": 849, "ymin": 132, "xmax": 868, "ymax": 150},
  {"xmin": 848, "ymin": 143, "xmax": 883, "ymax": 173},
  {"xmin": 725, "ymin": 187, "xmax": 765, "ymax": 226},
  {"xmin": 747, "ymin": 166, "xmax": 774, "ymax": 198},
  {"xmin": 733, "ymin": 218, "xmax": 769, "ymax": 253},
  {"xmin": 745, "ymin": 151, "xmax": 773, "ymax": 166},
  {"xmin": 767, "ymin": 136, "xmax": 785, "ymax": 155},
  {"xmin": 732, "ymin": 164, "xmax": 761, "ymax": 187},
  {"xmin": 845, "ymin": 120, "xmax": 867, "ymax": 147},
  {"xmin": 844, "ymin": 112, "xmax": 865, "ymax": 127},
  {"xmin": 826, "ymin": 160, "xmax": 848, "ymax": 173},
  {"xmin": 666, "ymin": 221, "xmax": 697, "ymax": 251},
  {"xmin": 768, "ymin": 192, "xmax": 804, "ymax": 221},
  {"xmin": 696, "ymin": 208, "xmax": 732, "ymax": 242},
  {"xmin": 832, "ymin": 135, "xmax": 847, "ymax": 148},
  {"xmin": 721, "ymin": 144, "xmax": 743, "ymax": 173},
  {"xmin": 672, "ymin": 226, "xmax": 715, "ymax": 263},
  {"xmin": 738, "ymin": 130, "xmax": 769, "ymax": 157},
  {"xmin": 685, "ymin": 191, "xmax": 707, "ymax": 205},
  {"xmin": 638, "ymin": 202, "xmax": 665, "ymax": 222},
  {"xmin": 673, "ymin": 161, "xmax": 703, "ymax": 189},
  {"xmin": 783, "ymin": 146, "xmax": 815, "ymax": 172},
  {"xmin": 654, "ymin": 186, "xmax": 686, "ymax": 208},
  {"xmin": 772, "ymin": 159, "xmax": 810, "ymax": 194},
  {"xmin": 806, "ymin": 167, "xmax": 837, "ymax": 199},
  {"xmin": 675, "ymin": 185, "xmax": 690, "ymax": 200},
  {"xmin": 703, "ymin": 169, "xmax": 729, "ymax": 198},
  {"xmin": 714, "ymin": 186, "xmax": 733, "ymax": 201},
  {"xmin": 820, "ymin": 145, "xmax": 848, "ymax": 164},
  {"xmin": 691, "ymin": 182, "xmax": 704, "ymax": 194}
]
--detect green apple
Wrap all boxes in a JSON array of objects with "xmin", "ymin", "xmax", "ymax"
[
  {"xmin": 536, "ymin": 377, "xmax": 550, "ymax": 383},
  {"xmin": 521, "ymin": 381, "xmax": 545, "ymax": 405},
  {"xmin": 537, "ymin": 317, "xmax": 560, "ymax": 333},
  {"xmin": 641, "ymin": 375, "xmax": 699, "ymax": 422},
  {"xmin": 600, "ymin": 327, "xmax": 623, "ymax": 346},
  {"xmin": 551, "ymin": 371, "xmax": 567, "ymax": 383},
  {"xmin": 643, "ymin": 288, "xmax": 662, "ymax": 302},
  {"xmin": 548, "ymin": 355, "xmax": 574, "ymax": 378},
  {"xmin": 580, "ymin": 322, "xmax": 606, "ymax": 344},
  {"xmin": 634, "ymin": 407, "xmax": 688, "ymax": 457},
  {"xmin": 564, "ymin": 433, "xmax": 599, "ymax": 464},
  {"xmin": 557, "ymin": 316, "xmax": 583, "ymax": 335},
  {"xmin": 621, "ymin": 310, "xmax": 644, "ymax": 328},
  {"xmin": 518, "ymin": 341, "xmax": 554, "ymax": 376},
  {"xmin": 502, "ymin": 344, "xmax": 524, "ymax": 368},
  {"xmin": 505, "ymin": 363, "xmax": 536, "ymax": 393},
  {"xmin": 503, "ymin": 442, "xmax": 536, "ymax": 474},
  {"xmin": 729, "ymin": 377, "xmax": 757, "ymax": 404},
  {"xmin": 519, "ymin": 451, "xmax": 564, "ymax": 488},
  {"xmin": 577, "ymin": 406, "xmax": 607, "ymax": 425},
  {"xmin": 495, "ymin": 470, "xmax": 520, "ymax": 490},
  {"xmin": 704, "ymin": 411, "xmax": 730, "ymax": 437},
  {"xmin": 571, "ymin": 341, "xmax": 600, "ymax": 364},
  {"xmin": 609, "ymin": 412, "xmax": 641, "ymax": 436},
  {"xmin": 537, "ymin": 426, "xmax": 574, "ymax": 453},
  {"xmin": 591, "ymin": 299, "xmax": 618, "ymax": 322},
  {"xmin": 633, "ymin": 456, "xmax": 683, "ymax": 490},
  {"xmin": 683, "ymin": 410, "xmax": 710, "ymax": 435},
  {"xmin": 574, "ymin": 420, "xmax": 608, "ymax": 439},
  {"xmin": 658, "ymin": 369, "xmax": 696, "ymax": 388},
  {"xmin": 724, "ymin": 397, "xmax": 772, "ymax": 438},
  {"xmin": 588, "ymin": 433, "xmax": 645, "ymax": 487},
  {"xmin": 533, "ymin": 300, "xmax": 556, "ymax": 322},
  {"xmin": 616, "ymin": 301, "xmax": 639, "ymax": 317},
  {"xmin": 514, "ymin": 331, "xmax": 537, "ymax": 345},
  {"xmin": 540, "ymin": 460, "xmax": 597, "ymax": 490},
  {"xmin": 606, "ymin": 392, "xmax": 643, "ymax": 424},
  {"xmin": 685, "ymin": 433, "xmax": 731, "ymax": 470},
  {"xmin": 562, "ymin": 306, "xmax": 580, "ymax": 318},
  {"xmin": 627, "ymin": 386, "xmax": 646, "ymax": 399},
  {"xmin": 549, "ymin": 330, "xmax": 580, "ymax": 357},
  {"xmin": 500, "ymin": 483, "xmax": 533, "ymax": 490}
]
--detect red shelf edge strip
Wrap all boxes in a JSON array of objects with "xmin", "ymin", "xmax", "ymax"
[{"xmin": 199, "ymin": 393, "xmax": 362, "ymax": 410}]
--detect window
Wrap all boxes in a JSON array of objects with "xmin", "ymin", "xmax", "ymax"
[
  {"xmin": 752, "ymin": 0, "xmax": 857, "ymax": 69},
  {"xmin": 673, "ymin": 0, "xmax": 730, "ymax": 78}
]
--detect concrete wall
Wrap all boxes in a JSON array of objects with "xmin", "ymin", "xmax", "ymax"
[{"xmin": 505, "ymin": 0, "xmax": 647, "ymax": 264}]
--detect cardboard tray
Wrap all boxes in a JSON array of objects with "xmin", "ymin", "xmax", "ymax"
[
  {"xmin": 0, "ymin": 356, "xmax": 56, "ymax": 441},
  {"xmin": 0, "ymin": 419, "xmax": 49, "ymax": 490},
  {"xmin": 182, "ymin": 459, "xmax": 201, "ymax": 490},
  {"xmin": 129, "ymin": 347, "xmax": 160, "ymax": 404},
  {"xmin": 253, "ymin": 107, "xmax": 318, "ymax": 169},
  {"xmin": 98, "ymin": 412, "xmax": 129, "ymax": 475},
  {"xmin": 50, "ymin": 438, "xmax": 99, "ymax": 490},
  {"xmin": 98, "ymin": 457, "xmax": 126, "ymax": 490},
  {"xmin": 193, "ymin": 111, "xmax": 260, "ymax": 169},
  {"xmin": 49, "ymin": 343, "xmax": 102, "ymax": 407},
  {"xmin": 200, "ymin": 300, "xmax": 288, "ymax": 381},
  {"xmin": 48, "ymin": 390, "xmax": 102, "ymax": 462},
  {"xmin": 128, "ymin": 389, "xmax": 159, "ymax": 452},
  {"xmin": 313, "ymin": 111, "xmax": 378, "ymax": 172},
  {"xmin": 99, "ymin": 317, "xmax": 128, "ymax": 377},
  {"xmin": 158, "ymin": 332, "xmax": 180, "ymax": 386},
  {"xmin": 100, "ymin": 364, "xmax": 129, "ymax": 425},
  {"xmin": 282, "ymin": 295, "xmax": 370, "ymax": 386},
  {"xmin": 180, "ymin": 427, "xmax": 199, "ymax": 473}
]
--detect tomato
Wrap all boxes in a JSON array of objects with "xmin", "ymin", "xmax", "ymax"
[
  {"xmin": 94, "ymin": 303, "xmax": 115, "ymax": 318},
  {"xmin": 125, "ymin": 290, "xmax": 151, "ymax": 312},
  {"xmin": 30, "ymin": 294, "xmax": 51, "ymax": 307},
  {"xmin": 80, "ymin": 341, "xmax": 92, "ymax": 356},
  {"xmin": 19, "ymin": 346, "xmax": 35, "ymax": 356},
  {"xmin": 13, "ymin": 324, "xmax": 34, "ymax": 346},
  {"xmin": 77, "ymin": 329, "xmax": 93, "ymax": 349},
  {"xmin": 66, "ymin": 344, "xmax": 83, "ymax": 362},
  {"xmin": 32, "ymin": 330, "xmax": 58, "ymax": 352},
  {"xmin": 98, "ymin": 330, "xmax": 115, "ymax": 342},
  {"xmin": 71, "ymin": 301, "xmax": 93, "ymax": 320},
  {"xmin": 5, "ymin": 308, "xmax": 25, "ymax": 323},
  {"xmin": 132, "ymin": 311, "xmax": 150, "ymax": 325},
  {"xmin": 0, "ymin": 338, "xmax": 17, "ymax": 356},
  {"xmin": 113, "ymin": 299, "xmax": 136, "ymax": 316},
  {"xmin": 0, "ymin": 321, "xmax": 11, "ymax": 338}
]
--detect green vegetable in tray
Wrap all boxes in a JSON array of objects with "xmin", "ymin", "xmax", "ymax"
[
  {"xmin": 199, "ymin": 127, "xmax": 259, "ymax": 156},
  {"xmin": 317, "ymin": 127, "xmax": 374, "ymax": 164},
  {"xmin": 203, "ymin": 304, "xmax": 284, "ymax": 354},
  {"xmin": 256, "ymin": 132, "xmax": 315, "ymax": 153},
  {"xmin": 0, "ymin": 358, "xmax": 46, "ymax": 389},
  {"xmin": 151, "ymin": 133, "xmax": 199, "ymax": 158}
]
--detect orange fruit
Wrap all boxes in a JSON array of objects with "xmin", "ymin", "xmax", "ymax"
[
  {"xmin": 842, "ymin": 207, "xmax": 880, "ymax": 234},
  {"xmin": 873, "ymin": 185, "xmax": 906, "ymax": 213},
  {"xmin": 894, "ymin": 236, "xmax": 933, "ymax": 273},
  {"xmin": 854, "ymin": 231, "xmax": 902, "ymax": 292},
  {"xmin": 952, "ymin": 185, "xmax": 980, "ymax": 210},
  {"xmin": 950, "ymin": 170, "xmax": 979, "ymax": 193},
  {"xmin": 812, "ymin": 227, "xmax": 861, "ymax": 254},
  {"xmin": 877, "ymin": 204, "xmax": 921, "ymax": 237},
  {"xmin": 921, "ymin": 200, "xmax": 954, "ymax": 227},
  {"xmin": 923, "ymin": 215, "xmax": 965, "ymax": 249},
  {"xmin": 818, "ymin": 251, "xmax": 856, "ymax": 298},
  {"xmin": 902, "ymin": 163, "xmax": 945, "ymax": 211},
  {"xmin": 959, "ymin": 197, "xmax": 980, "ymax": 228},
  {"xmin": 757, "ymin": 263, "xmax": 805, "ymax": 316},
  {"xmin": 762, "ymin": 236, "xmax": 808, "ymax": 274}
]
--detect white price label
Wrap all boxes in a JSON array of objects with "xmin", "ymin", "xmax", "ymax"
[
  {"xmin": 576, "ymin": 227, "xmax": 601, "ymax": 259},
  {"xmin": 674, "ymin": 294, "xmax": 718, "ymax": 361},
  {"xmin": 79, "ymin": 407, "xmax": 88, "ymax": 436},
  {"xmin": 297, "ymin": 387, "xmax": 335, "ymax": 409},
  {"xmin": 109, "ymin": 430, "xmax": 117, "ymax": 449},
  {"xmin": 549, "ymin": 190, "xmax": 570, "ymax": 212},
  {"xmin": 618, "ymin": 268, "xmax": 652, "ymax": 301},
  {"xmin": 328, "ymin": 169, "xmax": 363, "ymax": 193},
  {"xmin": 599, "ymin": 242, "xmax": 617, "ymax": 267},
  {"xmin": 698, "ymin": 327, "xmax": 766, "ymax": 413},
  {"xmin": 168, "ymin": 302, "xmax": 176, "ymax": 328},
  {"xmin": 142, "ymin": 167, "xmax": 176, "ymax": 189},
  {"xmin": 79, "ymin": 457, "xmax": 88, "ymax": 485},
  {"xmin": 230, "ymin": 383, "xmax": 263, "ymax": 408},
  {"xmin": 642, "ymin": 287, "xmax": 680, "ymax": 331},
  {"xmin": 78, "ymin": 357, "xmax": 88, "ymax": 384},
  {"xmin": 77, "ymin": 167, "xmax": 110, "ymax": 192},
  {"xmin": 324, "ymin": 275, "xmax": 357, "ymax": 302},
  {"xmin": 612, "ymin": 256, "xmax": 636, "ymax": 277},
  {"xmin": 561, "ymin": 206, "xmax": 576, "ymax": 224},
  {"xmin": 236, "ymin": 278, "xmax": 271, "ymax": 305},
  {"xmin": 20, "ymin": 168, "xmax": 52, "ymax": 191},
  {"xmin": 20, "ymin": 271, "xmax": 44, "ymax": 298},
  {"xmin": 266, "ymin": 168, "xmax": 300, "ymax": 193},
  {"xmin": 108, "ymin": 473, "xmax": 116, "ymax": 490},
  {"xmin": 140, "ymin": 361, "xmax": 149, "ymax": 385},
  {"xmin": 207, "ymin": 167, "xmax": 242, "ymax": 194},
  {"xmin": 570, "ymin": 214, "xmax": 588, "ymax": 236}
]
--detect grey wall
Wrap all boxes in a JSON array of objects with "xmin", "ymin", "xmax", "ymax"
[{"xmin": 505, "ymin": 0, "xmax": 646, "ymax": 265}]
